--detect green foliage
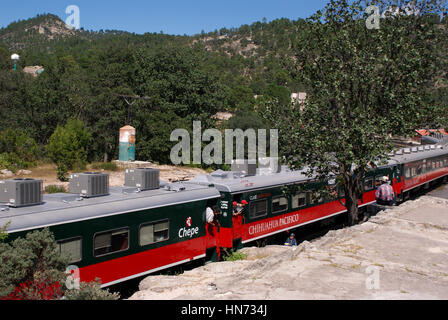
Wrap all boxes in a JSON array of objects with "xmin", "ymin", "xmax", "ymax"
[
  {"xmin": 0, "ymin": 222, "xmax": 10, "ymax": 242},
  {"xmin": 222, "ymin": 249, "xmax": 248, "ymax": 261},
  {"xmin": 0, "ymin": 129, "xmax": 40, "ymax": 171},
  {"xmin": 46, "ymin": 119, "xmax": 92, "ymax": 181},
  {"xmin": 0, "ymin": 228, "xmax": 68, "ymax": 299},
  {"xmin": 263, "ymin": 0, "xmax": 447, "ymax": 225},
  {"xmin": 44, "ymin": 185, "xmax": 66, "ymax": 194},
  {"xmin": 63, "ymin": 280, "xmax": 119, "ymax": 300},
  {"xmin": 0, "ymin": 228, "xmax": 119, "ymax": 300},
  {"xmin": 91, "ymin": 162, "xmax": 119, "ymax": 171},
  {"xmin": 135, "ymin": 110, "xmax": 191, "ymax": 163},
  {"xmin": 0, "ymin": 9, "xmax": 445, "ymax": 170}
]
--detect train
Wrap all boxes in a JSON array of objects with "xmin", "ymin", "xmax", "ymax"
[{"xmin": 0, "ymin": 144, "xmax": 447, "ymax": 288}]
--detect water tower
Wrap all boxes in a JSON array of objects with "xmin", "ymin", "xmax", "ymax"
[
  {"xmin": 11, "ymin": 54, "xmax": 19, "ymax": 71},
  {"xmin": 119, "ymin": 125, "xmax": 136, "ymax": 161}
]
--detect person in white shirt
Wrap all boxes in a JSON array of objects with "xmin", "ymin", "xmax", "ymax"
[{"xmin": 206, "ymin": 206, "xmax": 214, "ymax": 224}]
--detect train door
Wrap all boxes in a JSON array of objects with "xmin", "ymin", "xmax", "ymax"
[
  {"xmin": 230, "ymin": 193, "xmax": 245, "ymax": 250},
  {"xmin": 204, "ymin": 194, "xmax": 234, "ymax": 261}
]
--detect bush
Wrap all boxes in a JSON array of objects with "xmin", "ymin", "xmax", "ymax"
[
  {"xmin": 0, "ymin": 228, "xmax": 119, "ymax": 300},
  {"xmin": 222, "ymin": 249, "xmax": 247, "ymax": 262},
  {"xmin": 0, "ymin": 129, "xmax": 40, "ymax": 171},
  {"xmin": 46, "ymin": 119, "xmax": 92, "ymax": 181},
  {"xmin": 44, "ymin": 185, "xmax": 66, "ymax": 194},
  {"xmin": 63, "ymin": 280, "xmax": 119, "ymax": 300}
]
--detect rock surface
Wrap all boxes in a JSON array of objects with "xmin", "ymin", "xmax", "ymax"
[{"xmin": 129, "ymin": 184, "xmax": 448, "ymax": 300}]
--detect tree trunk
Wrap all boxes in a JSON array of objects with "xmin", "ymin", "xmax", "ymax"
[
  {"xmin": 345, "ymin": 191, "xmax": 359, "ymax": 226},
  {"xmin": 344, "ymin": 178, "xmax": 360, "ymax": 226}
]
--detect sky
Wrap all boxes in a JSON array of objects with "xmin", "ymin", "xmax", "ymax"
[{"xmin": 0, "ymin": 0, "xmax": 331, "ymax": 35}]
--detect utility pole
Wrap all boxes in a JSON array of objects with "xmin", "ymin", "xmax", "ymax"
[{"xmin": 114, "ymin": 94, "xmax": 151, "ymax": 124}]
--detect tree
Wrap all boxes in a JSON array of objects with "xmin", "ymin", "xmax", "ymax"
[
  {"xmin": 264, "ymin": 0, "xmax": 446, "ymax": 225},
  {"xmin": 46, "ymin": 118, "xmax": 92, "ymax": 181}
]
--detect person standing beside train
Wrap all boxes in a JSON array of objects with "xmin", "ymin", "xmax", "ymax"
[{"xmin": 375, "ymin": 176, "xmax": 395, "ymax": 206}]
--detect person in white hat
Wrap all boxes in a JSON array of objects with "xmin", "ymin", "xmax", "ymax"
[{"xmin": 375, "ymin": 176, "xmax": 394, "ymax": 206}]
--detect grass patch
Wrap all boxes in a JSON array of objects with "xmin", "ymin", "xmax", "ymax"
[
  {"xmin": 45, "ymin": 185, "xmax": 66, "ymax": 193},
  {"xmin": 222, "ymin": 249, "xmax": 248, "ymax": 262},
  {"xmin": 90, "ymin": 162, "xmax": 119, "ymax": 171}
]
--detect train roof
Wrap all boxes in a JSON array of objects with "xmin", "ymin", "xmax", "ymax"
[
  {"xmin": 187, "ymin": 167, "xmax": 314, "ymax": 193},
  {"xmin": 0, "ymin": 182, "xmax": 220, "ymax": 234},
  {"xmin": 188, "ymin": 145, "xmax": 448, "ymax": 193},
  {"xmin": 388, "ymin": 145, "xmax": 448, "ymax": 164}
]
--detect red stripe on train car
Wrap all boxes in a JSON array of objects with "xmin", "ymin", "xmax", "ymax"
[
  {"xmin": 78, "ymin": 236, "xmax": 206, "ymax": 286},
  {"xmin": 403, "ymin": 169, "xmax": 447, "ymax": 192}
]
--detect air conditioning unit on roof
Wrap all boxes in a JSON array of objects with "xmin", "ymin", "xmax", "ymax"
[
  {"xmin": 124, "ymin": 168, "xmax": 159, "ymax": 190},
  {"xmin": 69, "ymin": 172, "xmax": 109, "ymax": 197},
  {"xmin": 0, "ymin": 178, "xmax": 43, "ymax": 207}
]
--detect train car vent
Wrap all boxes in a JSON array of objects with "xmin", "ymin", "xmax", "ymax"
[
  {"xmin": 417, "ymin": 146, "xmax": 424, "ymax": 152},
  {"xmin": 430, "ymin": 145, "xmax": 436, "ymax": 150},
  {"xmin": 124, "ymin": 168, "xmax": 159, "ymax": 190},
  {"xmin": 231, "ymin": 159, "xmax": 257, "ymax": 176},
  {"xmin": 69, "ymin": 172, "xmax": 109, "ymax": 198},
  {"xmin": 0, "ymin": 178, "xmax": 43, "ymax": 207},
  {"xmin": 411, "ymin": 147, "xmax": 418, "ymax": 153},
  {"xmin": 403, "ymin": 148, "xmax": 411, "ymax": 154}
]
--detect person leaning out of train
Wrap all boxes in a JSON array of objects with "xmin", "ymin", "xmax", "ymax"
[
  {"xmin": 375, "ymin": 176, "xmax": 395, "ymax": 206},
  {"xmin": 206, "ymin": 205, "xmax": 221, "ymax": 225},
  {"xmin": 284, "ymin": 233, "xmax": 297, "ymax": 246},
  {"xmin": 206, "ymin": 206, "xmax": 215, "ymax": 224},
  {"xmin": 232, "ymin": 200, "xmax": 248, "ymax": 216}
]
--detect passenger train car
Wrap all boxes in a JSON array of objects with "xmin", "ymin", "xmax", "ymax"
[{"xmin": 0, "ymin": 144, "xmax": 447, "ymax": 288}]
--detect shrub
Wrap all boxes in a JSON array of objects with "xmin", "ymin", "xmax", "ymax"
[
  {"xmin": 0, "ymin": 129, "xmax": 40, "ymax": 171},
  {"xmin": 63, "ymin": 280, "xmax": 119, "ymax": 300},
  {"xmin": 46, "ymin": 119, "xmax": 92, "ymax": 181},
  {"xmin": 44, "ymin": 185, "xmax": 66, "ymax": 194},
  {"xmin": 222, "ymin": 249, "xmax": 248, "ymax": 262},
  {"xmin": 0, "ymin": 228, "xmax": 119, "ymax": 300}
]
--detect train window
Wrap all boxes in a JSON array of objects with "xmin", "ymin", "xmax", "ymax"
[
  {"xmin": 416, "ymin": 165, "xmax": 422, "ymax": 175},
  {"xmin": 404, "ymin": 168, "xmax": 411, "ymax": 179},
  {"xmin": 94, "ymin": 228, "xmax": 129, "ymax": 257},
  {"xmin": 140, "ymin": 220, "xmax": 170, "ymax": 246},
  {"xmin": 249, "ymin": 199, "xmax": 268, "ymax": 219},
  {"xmin": 272, "ymin": 196, "xmax": 288, "ymax": 213},
  {"xmin": 364, "ymin": 177, "xmax": 374, "ymax": 191},
  {"xmin": 292, "ymin": 193, "xmax": 306, "ymax": 208},
  {"xmin": 411, "ymin": 167, "xmax": 417, "ymax": 176},
  {"xmin": 58, "ymin": 237, "xmax": 82, "ymax": 263}
]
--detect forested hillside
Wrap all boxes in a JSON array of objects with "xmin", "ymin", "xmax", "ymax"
[{"xmin": 0, "ymin": 11, "xmax": 446, "ymax": 168}]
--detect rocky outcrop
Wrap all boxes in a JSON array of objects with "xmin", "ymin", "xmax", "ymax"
[{"xmin": 129, "ymin": 185, "xmax": 448, "ymax": 300}]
